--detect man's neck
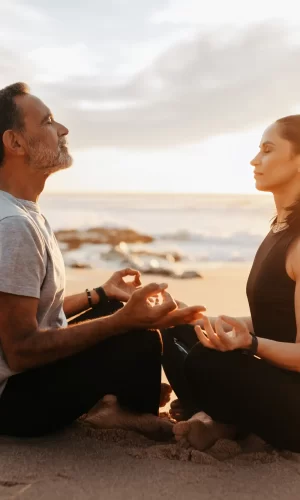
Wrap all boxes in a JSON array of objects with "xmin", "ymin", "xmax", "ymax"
[{"xmin": 0, "ymin": 163, "xmax": 48, "ymax": 202}]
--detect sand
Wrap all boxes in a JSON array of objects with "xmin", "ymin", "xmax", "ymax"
[{"xmin": 1, "ymin": 264, "xmax": 300, "ymax": 500}]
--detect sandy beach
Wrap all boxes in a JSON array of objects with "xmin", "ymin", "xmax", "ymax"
[{"xmin": 1, "ymin": 264, "xmax": 300, "ymax": 500}]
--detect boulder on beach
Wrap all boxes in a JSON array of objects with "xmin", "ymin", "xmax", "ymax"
[
  {"xmin": 101, "ymin": 243, "xmax": 183, "ymax": 263},
  {"xmin": 121, "ymin": 253, "xmax": 202, "ymax": 280},
  {"xmin": 142, "ymin": 268, "xmax": 203, "ymax": 279},
  {"xmin": 177, "ymin": 270, "xmax": 203, "ymax": 279},
  {"xmin": 57, "ymin": 233, "xmax": 202, "ymax": 280},
  {"xmin": 55, "ymin": 227, "xmax": 154, "ymax": 250},
  {"xmin": 69, "ymin": 262, "xmax": 92, "ymax": 270}
]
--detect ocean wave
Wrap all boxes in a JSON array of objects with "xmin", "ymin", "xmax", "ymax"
[{"xmin": 156, "ymin": 230, "xmax": 264, "ymax": 247}]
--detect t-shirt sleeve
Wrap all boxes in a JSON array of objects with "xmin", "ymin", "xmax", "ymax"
[{"xmin": 0, "ymin": 216, "xmax": 46, "ymax": 298}]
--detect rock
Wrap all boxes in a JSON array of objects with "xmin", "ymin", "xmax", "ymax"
[
  {"xmin": 142, "ymin": 269, "xmax": 202, "ymax": 279},
  {"xmin": 130, "ymin": 249, "xmax": 183, "ymax": 263},
  {"xmin": 143, "ymin": 267, "xmax": 174, "ymax": 277},
  {"xmin": 177, "ymin": 270, "xmax": 203, "ymax": 279},
  {"xmin": 102, "ymin": 243, "xmax": 129, "ymax": 261},
  {"xmin": 55, "ymin": 228, "xmax": 153, "ymax": 249},
  {"xmin": 101, "ymin": 245, "xmax": 184, "ymax": 266},
  {"xmin": 69, "ymin": 262, "xmax": 92, "ymax": 269}
]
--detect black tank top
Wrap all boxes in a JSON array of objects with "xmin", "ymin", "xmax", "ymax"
[{"xmin": 246, "ymin": 228, "xmax": 298, "ymax": 343}]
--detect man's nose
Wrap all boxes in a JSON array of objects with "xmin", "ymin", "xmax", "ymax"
[{"xmin": 58, "ymin": 123, "xmax": 69, "ymax": 136}]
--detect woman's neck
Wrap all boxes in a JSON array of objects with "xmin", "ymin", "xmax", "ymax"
[{"xmin": 273, "ymin": 185, "xmax": 300, "ymax": 223}]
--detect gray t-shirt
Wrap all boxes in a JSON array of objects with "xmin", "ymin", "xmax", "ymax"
[{"xmin": 0, "ymin": 190, "xmax": 67, "ymax": 396}]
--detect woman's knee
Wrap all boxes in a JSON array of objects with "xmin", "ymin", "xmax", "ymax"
[
  {"xmin": 184, "ymin": 343, "xmax": 212, "ymax": 375},
  {"xmin": 184, "ymin": 343, "xmax": 239, "ymax": 382}
]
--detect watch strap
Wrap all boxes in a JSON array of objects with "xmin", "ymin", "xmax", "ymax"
[
  {"xmin": 242, "ymin": 333, "xmax": 258, "ymax": 356},
  {"xmin": 93, "ymin": 286, "xmax": 110, "ymax": 305}
]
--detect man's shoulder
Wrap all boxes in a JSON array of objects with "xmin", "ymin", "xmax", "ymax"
[
  {"xmin": 0, "ymin": 193, "xmax": 47, "ymax": 253},
  {"xmin": 0, "ymin": 192, "xmax": 28, "ymax": 222},
  {"xmin": 0, "ymin": 209, "xmax": 45, "ymax": 252}
]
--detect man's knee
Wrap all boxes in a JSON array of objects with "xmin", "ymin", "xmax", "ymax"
[
  {"xmin": 99, "ymin": 299, "xmax": 124, "ymax": 316},
  {"xmin": 134, "ymin": 329, "xmax": 162, "ymax": 356}
]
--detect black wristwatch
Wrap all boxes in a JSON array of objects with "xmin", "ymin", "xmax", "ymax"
[
  {"xmin": 242, "ymin": 333, "xmax": 258, "ymax": 356},
  {"xmin": 93, "ymin": 286, "xmax": 110, "ymax": 306}
]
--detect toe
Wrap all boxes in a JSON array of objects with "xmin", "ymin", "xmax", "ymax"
[
  {"xmin": 170, "ymin": 399, "xmax": 181, "ymax": 409},
  {"xmin": 173, "ymin": 421, "xmax": 190, "ymax": 438},
  {"xmin": 102, "ymin": 394, "xmax": 118, "ymax": 406}
]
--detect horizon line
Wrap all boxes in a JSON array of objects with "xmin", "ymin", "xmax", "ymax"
[{"xmin": 43, "ymin": 190, "xmax": 269, "ymax": 196}]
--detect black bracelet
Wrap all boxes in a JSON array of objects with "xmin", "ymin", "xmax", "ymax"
[
  {"xmin": 85, "ymin": 289, "xmax": 93, "ymax": 308},
  {"xmin": 93, "ymin": 286, "xmax": 110, "ymax": 305},
  {"xmin": 242, "ymin": 332, "xmax": 258, "ymax": 356}
]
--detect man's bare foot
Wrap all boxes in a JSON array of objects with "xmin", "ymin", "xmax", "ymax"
[
  {"xmin": 173, "ymin": 411, "xmax": 236, "ymax": 451},
  {"xmin": 160, "ymin": 383, "xmax": 172, "ymax": 408},
  {"xmin": 170, "ymin": 399, "xmax": 187, "ymax": 422},
  {"xmin": 81, "ymin": 395, "xmax": 173, "ymax": 440}
]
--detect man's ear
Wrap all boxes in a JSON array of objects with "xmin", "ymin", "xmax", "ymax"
[{"xmin": 2, "ymin": 130, "xmax": 25, "ymax": 157}]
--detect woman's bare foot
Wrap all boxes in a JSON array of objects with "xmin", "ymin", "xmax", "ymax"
[
  {"xmin": 81, "ymin": 395, "xmax": 173, "ymax": 440},
  {"xmin": 160, "ymin": 383, "xmax": 173, "ymax": 408},
  {"xmin": 173, "ymin": 411, "xmax": 236, "ymax": 451}
]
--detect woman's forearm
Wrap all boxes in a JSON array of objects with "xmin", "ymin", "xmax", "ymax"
[{"xmin": 257, "ymin": 337, "xmax": 300, "ymax": 372}]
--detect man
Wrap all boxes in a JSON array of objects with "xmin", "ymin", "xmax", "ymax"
[{"xmin": 0, "ymin": 83, "xmax": 204, "ymax": 437}]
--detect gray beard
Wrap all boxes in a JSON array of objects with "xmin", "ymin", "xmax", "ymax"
[{"xmin": 26, "ymin": 142, "xmax": 73, "ymax": 174}]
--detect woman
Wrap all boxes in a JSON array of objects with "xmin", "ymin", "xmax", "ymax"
[{"xmin": 162, "ymin": 115, "xmax": 300, "ymax": 452}]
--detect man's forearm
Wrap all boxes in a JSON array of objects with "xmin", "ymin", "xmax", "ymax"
[
  {"xmin": 63, "ymin": 290, "xmax": 100, "ymax": 318},
  {"xmin": 11, "ymin": 310, "xmax": 127, "ymax": 372}
]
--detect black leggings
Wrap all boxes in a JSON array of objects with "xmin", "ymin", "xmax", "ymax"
[
  {"xmin": 162, "ymin": 328, "xmax": 300, "ymax": 452},
  {"xmin": 0, "ymin": 300, "xmax": 162, "ymax": 437}
]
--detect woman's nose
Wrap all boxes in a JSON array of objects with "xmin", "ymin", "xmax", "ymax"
[{"xmin": 250, "ymin": 155, "xmax": 259, "ymax": 167}]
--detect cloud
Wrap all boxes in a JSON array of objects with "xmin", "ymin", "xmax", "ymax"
[
  {"xmin": 1, "ymin": 0, "xmax": 47, "ymax": 22},
  {"xmin": 0, "ymin": 48, "xmax": 36, "ymax": 89},
  {"xmin": 32, "ymin": 23, "xmax": 300, "ymax": 150},
  {"xmin": 1, "ymin": 19, "xmax": 300, "ymax": 151},
  {"xmin": 151, "ymin": 0, "xmax": 298, "ymax": 26}
]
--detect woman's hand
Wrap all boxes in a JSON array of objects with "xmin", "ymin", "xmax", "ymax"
[
  {"xmin": 195, "ymin": 315, "xmax": 252, "ymax": 352},
  {"xmin": 102, "ymin": 268, "xmax": 142, "ymax": 302}
]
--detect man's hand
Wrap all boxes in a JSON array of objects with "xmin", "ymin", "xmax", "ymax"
[
  {"xmin": 115, "ymin": 283, "xmax": 206, "ymax": 331},
  {"xmin": 195, "ymin": 315, "xmax": 252, "ymax": 352},
  {"xmin": 175, "ymin": 300, "xmax": 188, "ymax": 309},
  {"xmin": 102, "ymin": 268, "xmax": 142, "ymax": 302}
]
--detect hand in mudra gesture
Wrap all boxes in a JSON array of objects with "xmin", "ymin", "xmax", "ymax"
[
  {"xmin": 119, "ymin": 283, "xmax": 206, "ymax": 331},
  {"xmin": 102, "ymin": 268, "xmax": 142, "ymax": 302},
  {"xmin": 195, "ymin": 315, "xmax": 252, "ymax": 352}
]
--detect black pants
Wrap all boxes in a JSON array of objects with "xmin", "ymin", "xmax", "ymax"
[
  {"xmin": 0, "ymin": 300, "xmax": 162, "ymax": 437},
  {"xmin": 162, "ymin": 328, "xmax": 300, "ymax": 452}
]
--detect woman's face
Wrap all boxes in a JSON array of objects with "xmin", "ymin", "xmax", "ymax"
[{"xmin": 250, "ymin": 123, "xmax": 300, "ymax": 193}]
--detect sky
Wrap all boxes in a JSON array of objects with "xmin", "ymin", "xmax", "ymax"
[{"xmin": 1, "ymin": 0, "xmax": 300, "ymax": 194}]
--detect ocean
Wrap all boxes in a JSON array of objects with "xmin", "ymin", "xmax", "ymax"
[{"xmin": 39, "ymin": 192, "xmax": 275, "ymax": 271}]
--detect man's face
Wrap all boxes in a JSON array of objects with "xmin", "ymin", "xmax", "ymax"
[{"xmin": 16, "ymin": 94, "xmax": 73, "ymax": 173}]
